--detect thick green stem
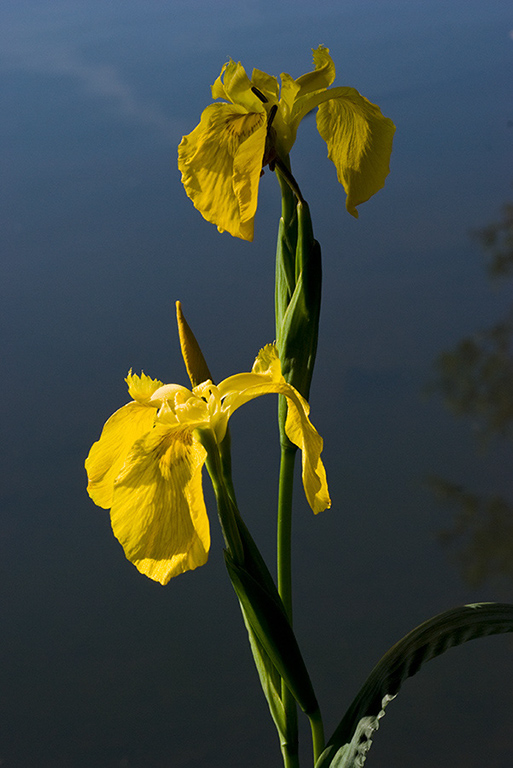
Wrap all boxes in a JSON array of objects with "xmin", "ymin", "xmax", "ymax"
[{"xmin": 281, "ymin": 742, "xmax": 300, "ymax": 768}]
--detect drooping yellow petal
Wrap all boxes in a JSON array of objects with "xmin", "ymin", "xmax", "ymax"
[
  {"xmin": 110, "ymin": 425, "xmax": 210, "ymax": 584},
  {"xmin": 282, "ymin": 389, "xmax": 330, "ymax": 514},
  {"xmin": 178, "ymin": 102, "xmax": 267, "ymax": 240},
  {"xmin": 315, "ymin": 86, "xmax": 395, "ymax": 217},
  {"xmin": 218, "ymin": 345, "xmax": 330, "ymax": 514},
  {"xmin": 85, "ymin": 401, "xmax": 157, "ymax": 509},
  {"xmin": 218, "ymin": 344, "xmax": 283, "ymax": 400}
]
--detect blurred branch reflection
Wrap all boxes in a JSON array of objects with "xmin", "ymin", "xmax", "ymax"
[{"xmin": 431, "ymin": 200, "xmax": 513, "ymax": 586}]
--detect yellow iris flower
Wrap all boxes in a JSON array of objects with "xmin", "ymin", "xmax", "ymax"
[
  {"xmin": 85, "ymin": 344, "xmax": 330, "ymax": 585},
  {"xmin": 178, "ymin": 45, "xmax": 395, "ymax": 240}
]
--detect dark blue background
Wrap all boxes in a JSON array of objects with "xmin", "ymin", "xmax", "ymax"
[{"xmin": 1, "ymin": 1, "xmax": 512, "ymax": 766}]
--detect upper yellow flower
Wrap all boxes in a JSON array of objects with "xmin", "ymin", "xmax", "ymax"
[
  {"xmin": 178, "ymin": 46, "xmax": 395, "ymax": 240},
  {"xmin": 85, "ymin": 345, "xmax": 330, "ymax": 585}
]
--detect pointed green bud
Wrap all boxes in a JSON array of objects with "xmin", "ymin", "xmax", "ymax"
[{"xmin": 176, "ymin": 300, "xmax": 214, "ymax": 387}]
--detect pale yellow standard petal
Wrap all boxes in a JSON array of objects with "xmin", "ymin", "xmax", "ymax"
[
  {"xmin": 315, "ymin": 86, "xmax": 395, "ymax": 217},
  {"xmin": 110, "ymin": 425, "xmax": 210, "ymax": 585},
  {"xmin": 85, "ymin": 401, "xmax": 157, "ymax": 509},
  {"xmin": 178, "ymin": 103, "xmax": 267, "ymax": 240}
]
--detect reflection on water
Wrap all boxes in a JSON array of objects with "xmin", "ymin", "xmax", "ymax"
[{"xmin": 432, "ymin": 200, "xmax": 513, "ymax": 586}]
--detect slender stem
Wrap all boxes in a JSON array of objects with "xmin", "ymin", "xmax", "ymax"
[
  {"xmin": 308, "ymin": 708, "xmax": 325, "ymax": 766},
  {"xmin": 277, "ymin": 442, "xmax": 299, "ymax": 766},
  {"xmin": 277, "ymin": 444, "xmax": 297, "ymax": 618},
  {"xmin": 275, "ymin": 158, "xmax": 306, "ymax": 205},
  {"xmin": 200, "ymin": 429, "xmax": 244, "ymax": 566}
]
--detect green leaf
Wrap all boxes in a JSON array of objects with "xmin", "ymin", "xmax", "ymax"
[
  {"xmin": 316, "ymin": 602, "xmax": 513, "ymax": 768},
  {"xmin": 238, "ymin": 603, "xmax": 288, "ymax": 741},
  {"xmin": 224, "ymin": 550, "xmax": 319, "ymax": 717}
]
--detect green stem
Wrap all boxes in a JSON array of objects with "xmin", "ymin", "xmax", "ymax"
[
  {"xmin": 308, "ymin": 708, "xmax": 325, "ymax": 766},
  {"xmin": 277, "ymin": 442, "xmax": 299, "ymax": 766},
  {"xmin": 277, "ymin": 444, "xmax": 297, "ymax": 619},
  {"xmin": 281, "ymin": 743, "xmax": 300, "ymax": 768},
  {"xmin": 200, "ymin": 429, "xmax": 244, "ymax": 566}
]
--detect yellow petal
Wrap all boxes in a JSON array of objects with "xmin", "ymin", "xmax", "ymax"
[
  {"xmin": 282, "ymin": 389, "xmax": 331, "ymax": 514},
  {"xmin": 295, "ymin": 45, "xmax": 336, "ymax": 97},
  {"xmin": 111, "ymin": 425, "xmax": 210, "ymax": 584},
  {"xmin": 251, "ymin": 68, "xmax": 280, "ymax": 103},
  {"xmin": 211, "ymin": 62, "xmax": 229, "ymax": 100},
  {"xmin": 211, "ymin": 59, "xmax": 263, "ymax": 111},
  {"xmin": 315, "ymin": 86, "xmax": 395, "ymax": 217},
  {"xmin": 251, "ymin": 343, "xmax": 284, "ymax": 381},
  {"xmin": 222, "ymin": 60, "xmax": 263, "ymax": 111},
  {"xmin": 278, "ymin": 71, "xmax": 300, "ymax": 118},
  {"xmin": 218, "ymin": 345, "xmax": 283, "ymax": 400},
  {"xmin": 228, "ymin": 380, "xmax": 330, "ymax": 513},
  {"xmin": 178, "ymin": 103, "xmax": 267, "ymax": 240},
  {"xmin": 218, "ymin": 348, "xmax": 330, "ymax": 514},
  {"xmin": 85, "ymin": 401, "xmax": 157, "ymax": 509},
  {"xmin": 125, "ymin": 370, "xmax": 164, "ymax": 403}
]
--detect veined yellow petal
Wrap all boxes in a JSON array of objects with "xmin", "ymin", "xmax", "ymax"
[
  {"xmin": 85, "ymin": 401, "xmax": 157, "ymax": 509},
  {"xmin": 315, "ymin": 86, "xmax": 395, "ymax": 217},
  {"xmin": 178, "ymin": 103, "xmax": 267, "ymax": 240},
  {"xmin": 111, "ymin": 425, "xmax": 210, "ymax": 584},
  {"xmin": 295, "ymin": 45, "xmax": 336, "ymax": 97}
]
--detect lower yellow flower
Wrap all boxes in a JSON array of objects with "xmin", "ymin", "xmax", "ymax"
[{"xmin": 86, "ymin": 345, "xmax": 330, "ymax": 585}]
